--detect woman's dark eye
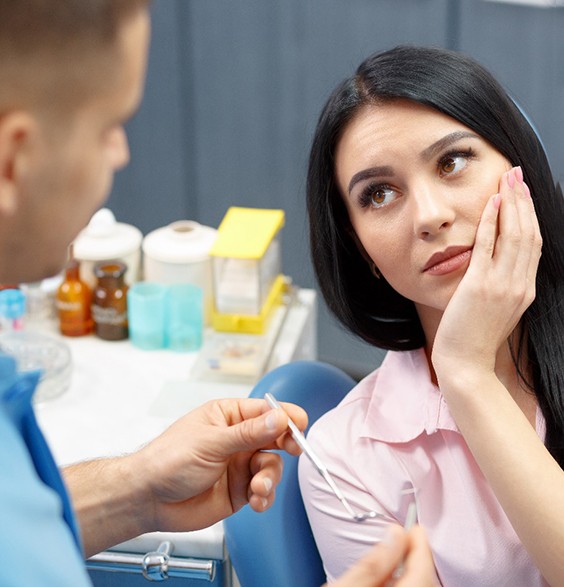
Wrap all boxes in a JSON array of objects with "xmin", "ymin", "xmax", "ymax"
[
  {"xmin": 439, "ymin": 154, "xmax": 469, "ymax": 176},
  {"xmin": 360, "ymin": 185, "xmax": 398, "ymax": 209},
  {"xmin": 372, "ymin": 189, "xmax": 387, "ymax": 205}
]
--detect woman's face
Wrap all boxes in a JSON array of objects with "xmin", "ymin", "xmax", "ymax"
[{"xmin": 335, "ymin": 99, "xmax": 511, "ymax": 318}]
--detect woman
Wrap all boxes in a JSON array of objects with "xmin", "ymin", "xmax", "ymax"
[{"xmin": 299, "ymin": 46, "xmax": 564, "ymax": 586}]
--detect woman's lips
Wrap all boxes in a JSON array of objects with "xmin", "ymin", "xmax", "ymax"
[{"xmin": 423, "ymin": 247, "xmax": 473, "ymax": 276}]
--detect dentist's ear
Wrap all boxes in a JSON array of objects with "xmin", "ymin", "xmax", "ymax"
[
  {"xmin": 0, "ymin": 111, "xmax": 37, "ymax": 217},
  {"xmin": 0, "ymin": 178, "xmax": 17, "ymax": 216}
]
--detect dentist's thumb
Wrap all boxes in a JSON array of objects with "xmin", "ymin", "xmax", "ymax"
[{"xmin": 215, "ymin": 408, "xmax": 290, "ymax": 456}]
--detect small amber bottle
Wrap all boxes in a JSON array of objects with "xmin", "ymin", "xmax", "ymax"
[
  {"xmin": 56, "ymin": 251, "xmax": 93, "ymax": 336},
  {"xmin": 92, "ymin": 261, "xmax": 129, "ymax": 341}
]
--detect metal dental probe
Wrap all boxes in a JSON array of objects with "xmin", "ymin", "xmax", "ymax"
[{"xmin": 264, "ymin": 392, "xmax": 381, "ymax": 522}]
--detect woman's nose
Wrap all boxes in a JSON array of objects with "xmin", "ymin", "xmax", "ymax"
[{"xmin": 411, "ymin": 184, "xmax": 455, "ymax": 238}]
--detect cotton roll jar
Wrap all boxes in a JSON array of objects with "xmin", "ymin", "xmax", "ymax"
[{"xmin": 73, "ymin": 208, "xmax": 143, "ymax": 288}]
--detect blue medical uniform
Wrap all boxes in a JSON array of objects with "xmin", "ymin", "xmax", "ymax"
[{"xmin": 0, "ymin": 352, "xmax": 92, "ymax": 586}]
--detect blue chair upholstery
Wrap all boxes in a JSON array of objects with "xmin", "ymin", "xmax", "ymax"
[{"xmin": 223, "ymin": 361, "xmax": 356, "ymax": 587}]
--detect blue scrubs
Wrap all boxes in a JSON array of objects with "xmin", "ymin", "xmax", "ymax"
[{"xmin": 0, "ymin": 352, "xmax": 92, "ymax": 586}]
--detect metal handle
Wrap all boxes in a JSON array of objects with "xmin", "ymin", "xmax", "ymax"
[
  {"xmin": 143, "ymin": 540, "xmax": 172, "ymax": 581},
  {"xmin": 86, "ymin": 540, "xmax": 216, "ymax": 582}
]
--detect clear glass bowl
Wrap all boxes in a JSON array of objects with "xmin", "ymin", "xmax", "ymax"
[{"xmin": 0, "ymin": 331, "xmax": 72, "ymax": 402}]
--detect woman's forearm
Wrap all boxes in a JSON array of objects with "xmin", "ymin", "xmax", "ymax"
[{"xmin": 439, "ymin": 370, "xmax": 564, "ymax": 587}]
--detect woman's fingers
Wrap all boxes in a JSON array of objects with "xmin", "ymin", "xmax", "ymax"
[
  {"xmin": 514, "ymin": 178, "xmax": 542, "ymax": 300},
  {"xmin": 469, "ymin": 166, "xmax": 540, "ymax": 309},
  {"xmin": 497, "ymin": 168, "xmax": 541, "ymax": 317},
  {"xmin": 464, "ymin": 189, "xmax": 500, "ymax": 277},
  {"xmin": 496, "ymin": 168, "xmax": 539, "ymax": 284}
]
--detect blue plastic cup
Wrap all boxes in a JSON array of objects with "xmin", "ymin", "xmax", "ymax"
[
  {"xmin": 127, "ymin": 283, "xmax": 168, "ymax": 350},
  {"xmin": 166, "ymin": 284, "xmax": 203, "ymax": 352}
]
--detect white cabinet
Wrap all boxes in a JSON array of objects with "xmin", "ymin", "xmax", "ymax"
[{"xmin": 36, "ymin": 289, "xmax": 316, "ymax": 586}]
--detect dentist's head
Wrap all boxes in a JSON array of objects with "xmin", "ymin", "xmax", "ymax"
[{"xmin": 0, "ymin": 0, "xmax": 151, "ymax": 283}]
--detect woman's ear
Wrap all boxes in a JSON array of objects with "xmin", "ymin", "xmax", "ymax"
[
  {"xmin": 348, "ymin": 227, "xmax": 381, "ymax": 279},
  {"xmin": 348, "ymin": 226, "xmax": 372, "ymax": 265},
  {"xmin": 0, "ymin": 111, "xmax": 37, "ymax": 217}
]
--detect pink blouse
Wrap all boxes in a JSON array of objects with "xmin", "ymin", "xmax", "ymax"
[{"xmin": 298, "ymin": 348, "xmax": 548, "ymax": 586}]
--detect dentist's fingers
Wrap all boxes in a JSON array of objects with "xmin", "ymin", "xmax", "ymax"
[
  {"xmin": 247, "ymin": 451, "xmax": 283, "ymax": 512},
  {"xmin": 396, "ymin": 526, "xmax": 440, "ymax": 587},
  {"xmin": 327, "ymin": 526, "xmax": 409, "ymax": 587}
]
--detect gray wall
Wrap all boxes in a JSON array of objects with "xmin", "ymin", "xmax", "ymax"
[{"xmin": 107, "ymin": 0, "xmax": 564, "ymax": 379}]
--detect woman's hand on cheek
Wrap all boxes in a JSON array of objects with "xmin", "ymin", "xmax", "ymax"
[{"xmin": 432, "ymin": 166, "xmax": 542, "ymax": 382}]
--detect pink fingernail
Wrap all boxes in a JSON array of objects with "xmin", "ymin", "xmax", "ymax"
[
  {"xmin": 523, "ymin": 184, "xmax": 531, "ymax": 198},
  {"xmin": 514, "ymin": 166, "xmax": 523, "ymax": 183},
  {"xmin": 507, "ymin": 170, "xmax": 515, "ymax": 188}
]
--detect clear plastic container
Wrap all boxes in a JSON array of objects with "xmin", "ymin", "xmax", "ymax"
[
  {"xmin": 209, "ymin": 207, "xmax": 285, "ymax": 333},
  {"xmin": 0, "ymin": 331, "xmax": 72, "ymax": 402},
  {"xmin": 195, "ymin": 331, "xmax": 269, "ymax": 380}
]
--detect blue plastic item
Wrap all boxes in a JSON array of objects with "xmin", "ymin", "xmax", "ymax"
[
  {"xmin": 0, "ymin": 288, "xmax": 25, "ymax": 319},
  {"xmin": 223, "ymin": 360, "xmax": 356, "ymax": 587}
]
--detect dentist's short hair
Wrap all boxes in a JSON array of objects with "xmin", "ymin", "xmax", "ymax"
[{"xmin": 0, "ymin": 0, "xmax": 151, "ymax": 113}]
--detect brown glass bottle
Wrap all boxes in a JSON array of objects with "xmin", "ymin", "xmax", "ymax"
[
  {"xmin": 92, "ymin": 261, "xmax": 129, "ymax": 341},
  {"xmin": 56, "ymin": 257, "xmax": 93, "ymax": 336}
]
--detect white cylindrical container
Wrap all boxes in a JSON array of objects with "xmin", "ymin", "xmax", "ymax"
[
  {"xmin": 142, "ymin": 220, "xmax": 218, "ymax": 325},
  {"xmin": 73, "ymin": 208, "xmax": 143, "ymax": 288}
]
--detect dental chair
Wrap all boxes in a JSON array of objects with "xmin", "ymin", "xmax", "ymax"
[{"xmin": 223, "ymin": 361, "xmax": 356, "ymax": 587}]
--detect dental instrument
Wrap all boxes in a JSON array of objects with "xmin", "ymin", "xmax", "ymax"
[{"xmin": 264, "ymin": 392, "xmax": 381, "ymax": 523}]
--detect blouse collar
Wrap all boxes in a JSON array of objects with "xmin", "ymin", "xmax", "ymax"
[{"xmin": 359, "ymin": 348, "xmax": 460, "ymax": 443}]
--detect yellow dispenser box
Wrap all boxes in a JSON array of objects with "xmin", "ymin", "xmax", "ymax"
[{"xmin": 210, "ymin": 207, "xmax": 285, "ymax": 334}]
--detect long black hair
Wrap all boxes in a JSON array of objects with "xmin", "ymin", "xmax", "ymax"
[{"xmin": 307, "ymin": 45, "xmax": 564, "ymax": 467}]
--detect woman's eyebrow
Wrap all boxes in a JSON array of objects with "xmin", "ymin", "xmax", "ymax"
[
  {"xmin": 346, "ymin": 131, "xmax": 480, "ymax": 195},
  {"xmin": 347, "ymin": 165, "xmax": 394, "ymax": 195},
  {"xmin": 420, "ymin": 130, "xmax": 480, "ymax": 161}
]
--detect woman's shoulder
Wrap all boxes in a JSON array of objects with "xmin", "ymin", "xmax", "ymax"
[
  {"xmin": 306, "ymin": 348, "xmax": 432, "ymax": 447},
  {"xmin": 312, "ymin": 362, "xmax": 381, "ymax": 423},
  {"xmin": 304, "ymin": 352, "xmax": 389, "ymax": 436}
]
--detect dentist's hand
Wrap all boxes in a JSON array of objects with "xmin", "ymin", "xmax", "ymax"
[
  {"xmin": 330, "ymin": 525, "xmax": 438, "ymax": 587},
  {"xmin": 135, "ymin": 398, "xmax": 308, "ymax": 531},
  {"xmin": 67, "ymin": 397, "xmax": 307, "ymax": 557}
]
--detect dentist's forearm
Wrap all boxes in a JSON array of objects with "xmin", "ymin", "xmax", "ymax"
[{"xmin": 64, "ymin": 454, "xmax": 152, "ymax": 558}]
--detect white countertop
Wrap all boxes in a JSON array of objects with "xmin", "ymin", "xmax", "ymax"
[{"xmin": 35, "ymin": 289, "xmax": 316, "ymax": 559}]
